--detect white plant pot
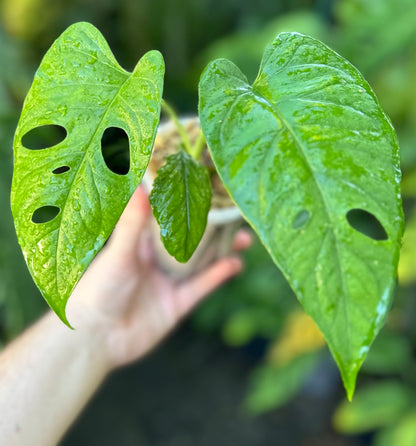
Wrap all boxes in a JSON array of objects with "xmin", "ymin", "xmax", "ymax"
[{"xmin": 143, "ymin": 117, "xmax": 243, "ymax": 279}]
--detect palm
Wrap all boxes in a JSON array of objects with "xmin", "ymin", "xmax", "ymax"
[{"xmin": 67, "ymin": 187, "xmax": 250, "ymax": 370}]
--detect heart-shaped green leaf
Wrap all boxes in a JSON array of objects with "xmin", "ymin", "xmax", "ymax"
[
  {"xmin": 11, "ymin": 22, "xmax": 164, "ymax": 325},
  {"xmin": 199, "ymin": 32, "xmax": 403, "ymax": 398},
  {"xmin": 149, "ymin": 151, "xmax": 212, "ymax": 262}
]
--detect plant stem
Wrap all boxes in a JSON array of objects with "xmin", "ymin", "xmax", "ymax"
[
  {"xmin": 161, "ymin": 100, "xmax": 193, "ymax": 156},
  {"xmin": 190, "ymin": 128, "xmax": 207, "ymax": 160}
]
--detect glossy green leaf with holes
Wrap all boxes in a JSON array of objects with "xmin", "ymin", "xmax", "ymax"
[
  {"xmin": 149, "ymin": 151, "xmax": 212, "ymax": 263},
  {"xmin": 199, "ymin": 32, "xmax": 403, "ymax": 398},
  {"xmin": 11, "ymin": 22, "xmax": 164, "ymax": 325}
]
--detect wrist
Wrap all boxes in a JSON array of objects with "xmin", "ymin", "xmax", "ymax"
[{"xmin": 58, "ymin": 301, "xmax": 114, "ymax": 375}]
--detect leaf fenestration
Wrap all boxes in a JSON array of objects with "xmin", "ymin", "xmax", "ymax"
[
  {"xmin": 199, "ymin": 32, "xmax": 403, "ymax": 398},
  {"xmin": 21, "ymin": 124, "xmax": 67, "ymax": 150},
  {"xmin": 11, "ymin": 22, "xmax": 165, "ymax": 325}
]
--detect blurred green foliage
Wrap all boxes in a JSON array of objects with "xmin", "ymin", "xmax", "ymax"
[
  {"xmin": 0, "ymin": 29, "xmax": 46, "ymax": 339},
  {"xmin": 192, "ymin": 240, "xmax": 298, "ymax": 345},
  {"xmin": 374, "ymin": 411, "xmax": 416, "ymax": 446},
  {"xmin": 333, "ymin": 381, "xmax": 413, "ymax": 434},
  {"xmin": 244, "ymin": 351, "xmax": 322, "ymax": 414},
  {"xmin": 330, "ymin": 315, "xmax": 416, "ymax": 444},
  {"xmin": 197, "ymin": 10, "xmax": 329, "ymax": 83},
  {"xmin": 2, "ymin": 0, "xmax": 416, "ymax": 443}
]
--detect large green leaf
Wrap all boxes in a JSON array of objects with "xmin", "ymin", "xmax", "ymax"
[
  {"xmin": 199, "ymin": 32, "xmax": 403, "ymax": 398},
  {"xmin": 11, "ymin": 22, "xmax": 164, "ymax": 325},
  {"xmin": 149, "ymin": 151, "xmax": 212, "ymax": 262}
]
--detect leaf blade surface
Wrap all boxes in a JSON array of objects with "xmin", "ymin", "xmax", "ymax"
[
  {"xmin": 11, "ymin": 22, "xmax": 164, "ymax": 324},
  {"xmin": 149, "ymin": 151, "xmax": 212, "ymax": 263},
  {"xmin": 199, "ymin": 32, "xmax": 403, "ymax": 397}
]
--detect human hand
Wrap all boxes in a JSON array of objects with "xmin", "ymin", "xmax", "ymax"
[{"xmin": 66, "ymin": 186, "xmax": 252, "ymax": 371}]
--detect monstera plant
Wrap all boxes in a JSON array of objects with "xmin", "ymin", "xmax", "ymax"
[{"xmin": 11, "ymin": 22, "xmax": 403, "ymax": 398}]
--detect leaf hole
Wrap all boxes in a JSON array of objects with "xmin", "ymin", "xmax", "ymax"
[
  {"xmin": 293, "ymin": 209, "xmax": 310, "ymax": 229},
  {"xmin": 52, "ymin": 165, "xmax": 70, "ymax": 174},
  {"xmin": 31, "ymin": 206, "xmax": 60, "ymax": 224},
  {"xmin": 346, "ymin": 209, "xmax": 388, "ymax": 241},
  {"xmin": 21, "ymin": 124, "xmax": 67, "ymax": 150},
  {"xmin": 101, "ymin": 127, "xmax": 130, "ymax": 175}
]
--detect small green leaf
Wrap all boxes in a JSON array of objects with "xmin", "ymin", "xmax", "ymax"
[
  {"xmin": 199, "ymin": 32, "xmax": 403, "ymax": 398},
  {"xmin": 149, "ymin": 151, "xmax": 212, "ymax": 263},
  {"xmin": 11, "ymin": 22, "xmax": 164, "ymax": 324},
  {"xmin": 333, "ymin": 381, "xmax": 412, "ymax": 434}
]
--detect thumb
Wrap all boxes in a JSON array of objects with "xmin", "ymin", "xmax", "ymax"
[{"xmin": 107, "ymin": 186, "xmax": 151, "ymax": 257}]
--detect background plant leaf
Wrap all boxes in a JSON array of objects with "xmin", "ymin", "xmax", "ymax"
[
  {"xmin": 149, "ymin": 151, "xmax": 211, "ymax": 262},
  {"xmin": 244, "ymin": 352, "xmax": 321, "ymax": 414},
  {"xmin": 333, "ymin": 381, "xmax": 412, "ymax": 434},
  {"xmin": 361, "ymin": 331, "xmax": 412, "ymax": 375},
  {"xmin": 11, "ymin": 22, "xmax": 164, "ymax": 324},
  {"xmin": 199, "ymin": 32, "xmax": 403, "ymax": 398},
  {"xmin": 374, "ymin": 410, "xmax": 416, "ymax": 446}
]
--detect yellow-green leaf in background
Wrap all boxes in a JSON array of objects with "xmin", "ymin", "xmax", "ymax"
[{"xmin": 267, "ymin": 311, "xmax": 325, "ymax": 366}]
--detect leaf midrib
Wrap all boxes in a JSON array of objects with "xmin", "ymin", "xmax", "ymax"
[
  {"xmin": 55, "ymin": 69, "xmax": 131, "ymax": 294},
  {"xmin": 179, "ymin": 152, "xmax": 191, "ymax": 259},
  {"xmin": 251, "ymin": 85, "xmax": 351, "ymax": 350}
]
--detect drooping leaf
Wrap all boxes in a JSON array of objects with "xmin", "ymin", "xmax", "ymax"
[
  {"xmin": 149, "ymin": 151, "xmax": 212, "ymax": 263},
  {"xmin": 11, "ymin": 22, "xmax": 164, "ymax": 325},
  {"xmin": 199, "ymin": 32, "xmax": 403, "ymax": 398}
]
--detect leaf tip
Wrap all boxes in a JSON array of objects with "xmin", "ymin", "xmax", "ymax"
[
  {"xmin": 146, "ymin": 49, "xmax": 165, "ymax": 64},
  {"xmin": 51, "ymin": 302, "xmax": 74, "ymax": 330},
  {"xmin": 346, "ymin": 384, "xmax": 355, "ymax": 402},
  {"xmin": 137, "ymin": 49, "xmax": 165, "ymax": 77},
  {"xmin": 339, "ymin": 363, "xmax": 359, "ymax": 402},
  {"xmin": 200, "ymin": 58, "xmax": 248, "ymax": 86},
  {"xmin": 64, "ymin": 21, "xmax": 98, "ymax": 35}
]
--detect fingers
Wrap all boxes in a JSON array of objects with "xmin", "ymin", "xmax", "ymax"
[
  {"xmin": 173, "ymin": 228, "xmax": 252, "ymax": 319},
  {"xmin": 231, "ymin": 228, "xmax": 252, "ymax": 252},
  {"xmin": 175, "ymin": 256, "xmax": 243, "ymax": 318},
  {"xmin": 107, "ymin": 186, "xmax": 151, "ymax": 257}
]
